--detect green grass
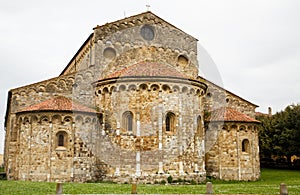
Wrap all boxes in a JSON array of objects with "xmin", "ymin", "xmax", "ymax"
[{"xmin": 0, "ymin": 169, "xmax": 299, "ymax": 194}]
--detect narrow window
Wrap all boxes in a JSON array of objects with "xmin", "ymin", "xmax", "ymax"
[
  {"xmin": 166, "ymin": 112, "xmax": 176, "ymax": 132},
  {"xmin": 197, "ymin": 115, "xmax": 202, "ymax": 136},
  {"xmin": 57, "ymin": 131, "xmax": 67, "ymax": 147},
  {"xmin": 58, "ymin": 134, "xmax": 64, "ymax": 146},
  {"xmin": 98, "ymin": 113, "xmax": 103, "ymax": 125},
  {"xmin": 122, "ymin": 111, "xmax": 133, "ymax": 131},
  {"xmin": 242, "ymin": 139, "xmax": 250, "ymax": 153}
]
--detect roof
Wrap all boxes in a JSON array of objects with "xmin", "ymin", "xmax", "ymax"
[
  {"xmin": 206, "ymin": 107, "xmax": 260, "ymax": 123},
  {"xmin": 104, "ymin": 61, "xmax": 189, "ymax": 79},
  {"xmin": 19, "ymin": 96, "xmax": 97, "ymax": 113}
]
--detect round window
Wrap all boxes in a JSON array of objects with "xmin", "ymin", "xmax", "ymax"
[
  {"xmin": 140, "ymin": 25, "xmax": 155, "ymax": 41},
  {"xmin": 103, "ymin": 47, "xmax": 116, "ymax": 59}
]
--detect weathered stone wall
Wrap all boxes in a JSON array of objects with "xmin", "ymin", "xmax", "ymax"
[
  {"xmin": 8, "ymin": 74, "xmax": 74, "ymax": 114},
  {"xmin": 205, "ymin": 122, "xmax": 260, "ymax": 181},
  {"xmin": 93, "ymin": 13, "xmax": 197, "ymax": 72},
  {"xmin": 6, "ymin": 112, "xmax": 101, "ymax": 182},
  {"xmin": 94, "ymin": 76, "xmax": 207, "ymax": 183},
  {"xmin": 202, "ymin": 79, "xmax": 257, "ymax": 118}
]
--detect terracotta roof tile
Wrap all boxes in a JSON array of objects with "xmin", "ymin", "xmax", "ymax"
[
  {"xmin": 206, "ymin": 107, "xmax": 260, "ymax": 123},
  {"xmin": 104, "ymin": 61, "xmax": 188, "ymax": 79},
  {"xmin": 20, "ymin": 96, "xmax": 97, "ymax": 113}
]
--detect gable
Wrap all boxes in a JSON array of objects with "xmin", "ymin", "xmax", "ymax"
[{"xmin": 60, "ymin": 11, "xmax": 198, "ymax": 77}]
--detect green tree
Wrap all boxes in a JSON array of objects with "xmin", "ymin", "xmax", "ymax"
[{"xmin": 257, "ymin": 104, "xmax": 300, "ymax": 167}]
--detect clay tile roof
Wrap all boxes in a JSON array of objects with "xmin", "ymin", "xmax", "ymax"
[
  {"xmin": 19, "ymin": 96, "xmax": 97, "ymax": 113},
  {"xmin": 105, "ymin": 61, "xmax": 188, "ymax": 79},
  {"xmin": 206, "ymin": 107, "xmax": 260, "ymax": 123}
]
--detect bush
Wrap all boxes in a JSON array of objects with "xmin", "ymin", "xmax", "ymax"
[
  {"xmin": 190, "ymin": 179, "xmax": 197, "ymax": 185},
  {"xmin": 167, "ymin": 175, "xmax": 173, "ymax": 183},
  {"xmin": 0, "ymin": 173, "xmax": 7, "ymax": 180}
]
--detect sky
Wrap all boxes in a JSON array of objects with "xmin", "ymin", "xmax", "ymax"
[{"xmin": 0, "ymin": 0, "xmax": 299, "ymax": 154}]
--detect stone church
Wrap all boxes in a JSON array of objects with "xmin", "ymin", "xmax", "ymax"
[{"xmin": 4, "ymin": 12, "xmax": 260, "ymax": 183}]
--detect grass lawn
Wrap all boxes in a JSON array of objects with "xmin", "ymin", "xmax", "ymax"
[{"xmin": 0, "ymin": 169, "xmax": 299, "ymax": 194}]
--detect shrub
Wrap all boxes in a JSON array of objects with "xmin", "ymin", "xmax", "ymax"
[{"xmin": 167, "ymin": 175, "xmax": 173, "ymax": 183}]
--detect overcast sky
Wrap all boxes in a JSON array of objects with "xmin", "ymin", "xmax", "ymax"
[{"xmin": 0, "ymin": 0, "xmax": 299, "ymax": 153}]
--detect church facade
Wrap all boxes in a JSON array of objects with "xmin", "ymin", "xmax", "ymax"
[{"xmin": 4, "ymin": 12, "xmax": 260, "ymax": 183}]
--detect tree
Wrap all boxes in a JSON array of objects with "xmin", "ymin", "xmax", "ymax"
[{"xmin": 257, "ymin": 104, "xmax": 300, "ymax": 168}]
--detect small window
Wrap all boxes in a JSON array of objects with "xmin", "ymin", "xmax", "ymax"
[
  {"xmin": 177, "ymin": 55, "xmax": 189, "ymax": 66},
  {"xmin": 98, "ymin": 113, "xmax": 103, "ymax": 125},
  {"xmin": 242, "ymin": 139, "xmax": 250, "ymax": 153},
  {"xmin": 103, "ymin": 47, "xmax": 116, "ymax": 59},
  {"xmin": 122, "ymin": 111, "xmax": 133, "ymax": 132},
  {"xmin": 141, "ymin": 25, "xmax": 155, "ymax": 41},
  {"xmin": 166, "ymin": 112, "xmax": 176, "ymax": 132},
  {"xmin": 56, "ymin": 131, "xmax": 67, "ymax": 147},
  {"xmin": 58, "ymin": 134, "xmax": 64, "ymax": 146}
]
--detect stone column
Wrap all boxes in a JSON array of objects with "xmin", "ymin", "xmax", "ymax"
[
  {"xmin": 136, "ymin": 113, "xmax": 140, "ymax": 136},
  {"xmin": 48, "ymin": 122, "xmax": 53, "ymax": 182},
  {"xmin": 178, "ymin": 96, "xmax": 184, "ymax": 175},
  {"xmin": 158, "ymin": 106, "xmax": 164, "ymax": 174},
  {"xmin": 136, "ymin": 113, "xmax": 141, "ymax": 177},
  {"xmin": 136, "ymin": 151, "xmax": 141, "ymax": 177},
  {"xmin": 218, "ymin": 125, "xmax": 222, "ymax": 180},
  {"xmin": 236, "ymin": 126, "xmax": 241, "ymax": 180},
  {"xmin": 179, "ymin": 161, "xmax": 184, "ymax": 175},
  {"xmin": 71, "ymin": 122, "xmax": 75, "ymax": 181}
]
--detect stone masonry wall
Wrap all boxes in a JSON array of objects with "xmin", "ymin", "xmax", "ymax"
[
  {"xmin": 94, "ymin": 76, "xmax": 207, "ymax": 183},
  {"xmin": 8, "ymin": 112, "xmax": 101, "ymax": 182},
  {"xmin": 202, "ymin": 80, "xmax": 257, "ymax": 118},
  {"xmin": 205, "ymin": 122, "xmax": 260, "ymax": 181}
]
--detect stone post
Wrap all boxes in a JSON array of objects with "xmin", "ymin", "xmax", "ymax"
[
  {"xmin": 206, "ymin": 182, "xmax": 213, "ymax": 194},
  {"xmin": 280, "ymin": 183, "xmax": 288, "ymax": 195},
  {"xmin": 131, "ymin": 182, "xmax": 137, "ymax": 194},
  {"xmin": 56, "ymin": 182, "xmax": 63, "ymax": 195}
]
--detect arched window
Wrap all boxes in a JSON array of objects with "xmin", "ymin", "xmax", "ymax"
[
  {"xmin": 58, "ymin": 134, "xmax": 64, "ymax": 146},
  {"xmin": 165, "ymin": 112, "xmax": 176, "ymax": 132},
  {"xmin": 122, "ymin": 111, "xmax": 133, "ymax": 131},
  {"xmin": 56, "ymin": 131, "xmax": 67, "ymax": 147},
  {"xmin": 242, "ymin": 139, "xmax": 250, "ymax": 153},
  {"xmin": 196, "ymin": 115, "xmax": 202, "ymax": 136}
]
